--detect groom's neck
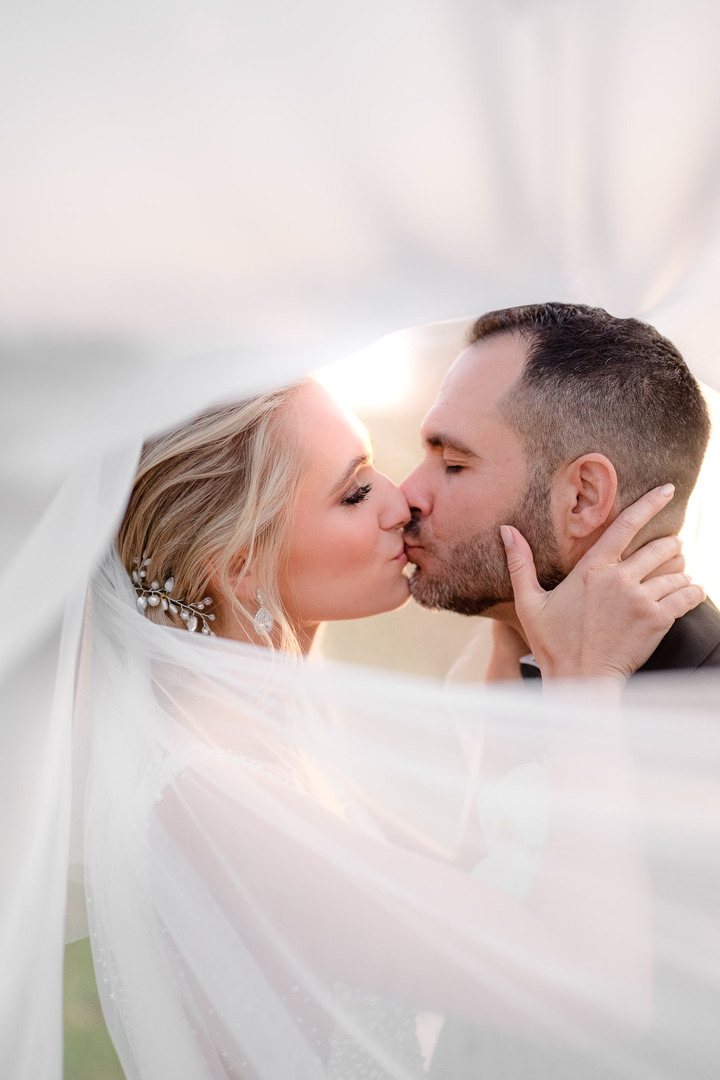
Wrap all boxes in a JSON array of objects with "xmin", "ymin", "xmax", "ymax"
[{"xmin": 485, "ymin": 601, "xmax": 529, "ymax": 646}]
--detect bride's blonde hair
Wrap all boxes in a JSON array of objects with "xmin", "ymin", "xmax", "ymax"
[{"xmin": 117, "ymin": 382, "xmax": 307, "ymax": 651}]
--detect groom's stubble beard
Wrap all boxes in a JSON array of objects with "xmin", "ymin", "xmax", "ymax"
[{"xmin": 406, "ymin": 473, "xmax": 565, "ymax": 616}]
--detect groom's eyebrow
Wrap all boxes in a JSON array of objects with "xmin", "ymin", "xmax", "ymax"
[
  {"xmin": 330, "ymin": 453, "xmax": 371, "ymax": 495},
  {"xmin": 425, "ymin": 433, "xmax": 477, "ymax": 457}
]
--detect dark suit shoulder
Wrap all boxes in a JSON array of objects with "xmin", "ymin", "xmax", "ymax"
[{"xmin": 637, "ymin": 598, "xmax": 720, "ymax": 674}]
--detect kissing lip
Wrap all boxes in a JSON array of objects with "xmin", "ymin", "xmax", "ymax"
[{"xmin": 402, "ymin": 541, "xmax": 423, "ymax": 565}]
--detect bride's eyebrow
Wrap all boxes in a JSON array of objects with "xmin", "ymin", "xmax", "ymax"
[{"xmin": 330, "ymin": 453, "xmax": 371, "ymax": 496}]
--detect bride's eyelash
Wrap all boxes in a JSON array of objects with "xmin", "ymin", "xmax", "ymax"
[{"xmin": 342, "ymin": 483, "xmax": 372, "ymax": 506}]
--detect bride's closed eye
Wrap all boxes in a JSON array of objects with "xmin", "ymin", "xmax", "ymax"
[{"xmin": 341, "ymin": 483, "xmax": 373, "ymax": 506}]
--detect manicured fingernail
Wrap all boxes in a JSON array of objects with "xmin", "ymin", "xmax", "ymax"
[
  {"xmin": 500, "ymin": 525, "xmax": 514, "ymax": 548},
  {"xmin": 659, "ymin": 484, "xmax": 675, "ymax": 498}
]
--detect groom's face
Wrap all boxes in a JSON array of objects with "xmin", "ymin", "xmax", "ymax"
[{"xmin": 401, "ymin": 332, "xmax": 564, "ymax": 616}]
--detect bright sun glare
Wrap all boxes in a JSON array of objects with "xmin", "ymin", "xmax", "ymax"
[{"xmin": 314, "ymin": 331, "xmax": 412, "ymax": 414}]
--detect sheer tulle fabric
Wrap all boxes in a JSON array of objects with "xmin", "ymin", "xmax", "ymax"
[
  {"xmin": 77, "ymin": 551, "xmax": 720, "ymax": 1079},
  {"xmin": 3, "ymin": 2, "xmax": 720, "ymax": 1077}
]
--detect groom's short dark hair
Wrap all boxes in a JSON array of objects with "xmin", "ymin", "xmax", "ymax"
[{"xmin": 467, "ymin": 302, "xmax": 711, "ymax": 528}]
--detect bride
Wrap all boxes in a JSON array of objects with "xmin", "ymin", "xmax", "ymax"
[{"xmin": 78, "ymin": 373, "xmax": 706, "ymax": 1079}]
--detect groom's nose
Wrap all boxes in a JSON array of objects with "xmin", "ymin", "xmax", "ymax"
[{"xmin": 400, "ymin": 464, "xmax": 432, "ymax": 518}]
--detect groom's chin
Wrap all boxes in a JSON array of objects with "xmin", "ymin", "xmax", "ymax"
[
  {"xmin": 406, "ymin": 568, "xmax": 442, "ymax": 610},
  {"xmin": 408, "ymin": 568, "xmax": 511, "ymax": 616}
]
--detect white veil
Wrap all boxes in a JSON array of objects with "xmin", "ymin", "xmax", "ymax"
[
  {"xmin": 80, "ymin": 550, "xmax": 720, "ymax": 1080},
  {"xmin": 2, "ymin": 1, "xmax": 720, "ymax": 1077}
]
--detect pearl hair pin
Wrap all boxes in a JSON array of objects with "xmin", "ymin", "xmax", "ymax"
[{"xmin": 131, "ymin": 553, "xmax": 215, "ymax": 635}]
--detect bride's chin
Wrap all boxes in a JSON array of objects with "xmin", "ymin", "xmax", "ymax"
[
  {"xmin": 378, "ymin": 577, "xmax": 412, "ymax": 614},
  {"xmin": 391, "ymin": 591, "xmax": 413, "ymax": 612},
  {"xmin": 343, "ymin": 578, "xmax": 412, "ymax": 620}
]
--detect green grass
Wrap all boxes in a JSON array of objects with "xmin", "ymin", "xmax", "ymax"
[{"xmin": 63, "ymin": 939, "xmax": 125, "ymax": 1080}]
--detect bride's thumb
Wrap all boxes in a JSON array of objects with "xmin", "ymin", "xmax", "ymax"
[{"xmin": 500, "ymin": 525, "xmax": 544, "ymax": 607}]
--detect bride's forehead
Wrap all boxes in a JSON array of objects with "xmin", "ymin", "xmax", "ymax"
[{"xmin": 293, "ymin": 379, "xmax": 370, "ymax": 449}]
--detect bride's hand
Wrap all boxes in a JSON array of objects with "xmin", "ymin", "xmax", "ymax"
[{"xmin": 500, "ymin": 484, "xmax": 706, "ymax": 682}]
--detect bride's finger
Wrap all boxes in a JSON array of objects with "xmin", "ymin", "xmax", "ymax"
[
  {"xmin": 644, "ymin": 552, "xmax": 686, "ymax": 580},
  {"xmin": 621, "ymin": 534, "xmax": 683, "ymax": 579},
  {"xmin": 644, "ymin": 572, "xmax": 693, "ymax": 602},
  {"xmin": 581, "ymin": 484, "xmax": 675, "ymax": 568},
  {"xmin": 656, "ymin": 582, "xmax": 707, "ymax": 621},
  {"xmin": 500, "ymin": 525, "xmax": 545, "ymax": 604}
]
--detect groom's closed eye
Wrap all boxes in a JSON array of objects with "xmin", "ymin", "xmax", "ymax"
[{"xmin": 423, "ymin": 432, "xmax": 478, "ymax": 458}]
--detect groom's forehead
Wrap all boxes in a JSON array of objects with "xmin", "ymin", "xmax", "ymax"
[
  {"xmin": 424, "ymin": 336, "xmax": 527, "ymax": 429},
  {"xmin": 448, "ymin": 335, "xmax": 527, "ymax": 392}
]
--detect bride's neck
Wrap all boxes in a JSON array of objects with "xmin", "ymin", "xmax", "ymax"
[{"xmin": 294, "ymin": 621, "xmax": 320, "ymax": 655}]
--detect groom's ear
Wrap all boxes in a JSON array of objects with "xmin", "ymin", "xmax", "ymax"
[{"xmin": 554, "ymin": 454, "xmax": 618, "ymax": 540}]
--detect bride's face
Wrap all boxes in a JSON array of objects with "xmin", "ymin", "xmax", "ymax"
[{"xmin": 279, "ymin": 381, "xmax": 411, "ymax": 630}]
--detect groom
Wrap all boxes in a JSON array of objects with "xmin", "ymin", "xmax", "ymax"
[
  {"xmin": 401, "ymin": 302, "xmax": 720, "ymax": 676},
  {"xmin": 403, "ymin": 303, "xmax": 720, "ymax": 1077}
]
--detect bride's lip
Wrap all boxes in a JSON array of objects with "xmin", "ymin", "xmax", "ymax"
[
  {"xmin": 392, "ymin": 548, "xmax": 408, "ymax": 565},
  {"xmin": 403, "ymin": 541, "xmax": 424, "ymax": 566}
]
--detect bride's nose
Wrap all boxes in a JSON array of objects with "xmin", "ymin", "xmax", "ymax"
[
  {"xmin": 400, "ymin": 463, "xmax": 432, "ymax": 518},
  {"xmin": 379, "ymin": 474, "xmax": 411, "ymax": 530}
]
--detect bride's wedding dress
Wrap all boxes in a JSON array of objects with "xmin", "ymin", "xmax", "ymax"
[{"xmin": 327, "ymin": 763, "xmax": 552, "ymax": 1079}]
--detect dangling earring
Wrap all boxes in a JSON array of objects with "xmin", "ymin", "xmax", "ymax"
[{"xmin": 253, "ymin": 592, "xmax": 275, "ymax": 636}]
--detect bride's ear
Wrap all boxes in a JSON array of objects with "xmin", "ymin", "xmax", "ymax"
[
  {"xmin": 555, "ymin": 454, "xmax": 618, "ymax": 540},
  {"xmin": 207, "ymin": 551, "xmax": 256, "ymax": 604}
]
